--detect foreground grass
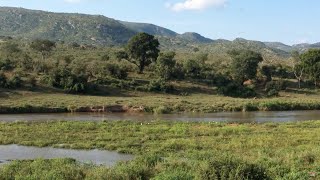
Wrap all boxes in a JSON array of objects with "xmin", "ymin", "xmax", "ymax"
[
  {"xmin": 1, "ymin": 89, "xmax": 320, "ymax": 113},
  {"xmin": 0, "ymin": 120, "xmax": 320, "ymax": 179}
]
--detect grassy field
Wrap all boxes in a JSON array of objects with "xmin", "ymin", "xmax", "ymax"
[
  {"xmin": 0, "ymin": 120, "xmax": 320, "ymax": 179},
  {"xmin": 1, "ymin": 87, "xmax": 320, "ymax": 114}
]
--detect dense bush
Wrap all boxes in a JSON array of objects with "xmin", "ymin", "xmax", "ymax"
[
  {"xmin": 273, "ymin": 64, "xmax": 294, "ymax": 79},
  {"xmin": 169, "ymin": 63, "xmax": 185, "ymax": 80},
  {"xmin": 183, "ymin": 59, "xmax": 203, "ymax": 79},
  {"xmin": 156, "ymin": 52, "xmax": 176, "ymax": 80},
  {"xmin": 105, "ymin": 63, "xmax": 128, "ymax": 79},
  {"xmin": 0, "ymin": 58, "xmax": 14, "ymax": 71},
  {"xmin": 260, "ymin": 65, "xmax": 275, "ymax": 82},
  {"xmin": 62, "ymin": 75, "xmax": 89, "ymax": 93},
  {"xmin": 17, "ymin": 54, "xmax": 34, "ymax": 71},
  {"xmin": 265, "ymin": 80, "xmax": 286, "ymax": 97},
  {"xmin": 6, "ymin": 74, "xmax": 23, "ymax": 89},
  {"xmin": 197, "ymin": 157, "xmax": 270, "ymax": 180},
  {"xmin": 218, "ymin": 81, "xmax": 256, "ymax": 98},
  {"xmin": 146, "ymin": 78, "xmax": 174, "ymax": 93},
  {"xmin": 41, "ymin": 68, "xmax": 90, "ymax": 93}
]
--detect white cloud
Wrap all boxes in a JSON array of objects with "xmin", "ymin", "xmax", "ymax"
[{"xmin": 168, "ymin": 0, "xmax": 227, "ymax": 12}]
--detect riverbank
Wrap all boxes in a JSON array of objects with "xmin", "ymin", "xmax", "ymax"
[
  {"xmin": 0, "ymin": 120, "xmax": 319, "ymax": 179},
  {"xmin": 1, "ymin": 90, "xmax": 320, "ymax": 114}
]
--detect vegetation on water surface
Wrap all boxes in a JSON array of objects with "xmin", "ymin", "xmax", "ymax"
[{"xmin": 0, "ymin": 120, "xmax": 320, "ymax": 179}]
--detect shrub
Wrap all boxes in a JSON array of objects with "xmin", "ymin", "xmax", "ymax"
[
  {"xmin": 153, "ymin": 105, "xmax": 172, "ymax": 114},
  {"xmin": 40, "ymin": 74, "xmax": 55, "ymax": 87},
  {"xmin": 147, "ymin": 78, "xmax": 174, "ymax": 93},
  {"xmin": 172, "ymin": 63, "xmax": 185, "ymax": 80},
  {"xmin": 156, "ymin": 52, "xmax": 176, "ymax": 80},
  {"xmin": 62, "ymin": 75, "xmax": 89, "ymax": 93},
  {"xmin": 267, "ymin": 89, "xmax": 279, "ymax": 97},
  {"xmin": 265, "ymin": 80, "xmax": 286, "ymax": 97},
  {"xmin": 183, "ymin": 59, "xmax": 203, "ymax": 79},
  {"xmin": 0, "ymin": 58, "xmax": 14, "ymax": 71},
  {"xmin": 196, "ymin": 157, "xmax": 270, "ymax": 180},
  {"xmin": 218, "ymin": 81, "xmax": 256, "ymax": 98},
  {"xmin": 105, "ymin": 63, "xmax": 128, "ymax": 79},
  {"xmin": 153, "ymin": 170, "xmax": 194, "ymax": 180},
  {"xmin": 6, "ymin": 74, "xmax": 23, "ymax": 89},
  {"xmin": 41, "ymin": 68, "xmax": 90, "ymax": 93}
]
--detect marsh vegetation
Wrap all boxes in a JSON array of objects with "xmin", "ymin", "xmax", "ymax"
[{"xmin": 0, "ymin": 120, "xmax": 320, "ymax": 179}]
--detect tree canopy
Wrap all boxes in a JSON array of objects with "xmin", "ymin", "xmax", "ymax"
[
  {"xmin": 301, "ymin": 49, "xmax": 320, "ymax": 88},
  {"xmin": 126, "ymin": 33, "xmax": 160, "ymax": 73},
  {"xmin": 229, "ymin": 50, "xmax": 263, "ymax": 84}
]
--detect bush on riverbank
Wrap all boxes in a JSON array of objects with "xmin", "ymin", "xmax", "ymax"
[{"xmin": 2, "ymin": 98, "xmax": 320, "ymax": 114}]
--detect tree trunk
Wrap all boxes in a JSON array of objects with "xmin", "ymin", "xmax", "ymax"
[
  {"xmin": 138, "ymin": 58, "xmax": 145, "ymax": 74},
  {"xmin": 298, "ymin": 78, "xmax": 301, "ymax": 89},
  {"xmin": 138, "ymin": 64, "xmax": 144, "ymax": 74}
]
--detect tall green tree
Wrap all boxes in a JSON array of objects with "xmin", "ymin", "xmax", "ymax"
[
  {"xmin": 229, "ymin": 50, "xmax": 263, "ymax": 84},
  {"xmin": 301, "ymin": 49, "xmax": 320, "ymax": 88},
  {"xmin": 126, "ymin": 33, "xmax": 160, "ymax": 73},
  {"xmin": 30, "ymin": 39, "xmax": 56, "ymax": 60}
]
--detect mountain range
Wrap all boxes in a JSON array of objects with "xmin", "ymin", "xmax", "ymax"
[{"xmin": 0, "ymin": 6, "xmax": 319, "ymax": 56}]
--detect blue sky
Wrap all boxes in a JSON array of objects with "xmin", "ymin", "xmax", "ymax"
[{"xmin": 0, "ymin": 0, "xmax": 319, "ymax": 45}]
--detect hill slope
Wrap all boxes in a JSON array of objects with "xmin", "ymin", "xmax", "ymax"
[
  {"xmin": 178, "ymin": 32, "xmax": 214, "ymax": 43},
  {"xmin": 0, "ymin": 6, "xmax": 313, "ymax": 59},
  {"xmin": 120, "ymin": 21, "xmax": 178, "ymax": 37},
  {"xmin": 0, "ymin": 7, "xmax": 136, "ymax": 45},
  {"xmin": 0, "ymin": 7, "xmax": 215, "ymax": 46}
]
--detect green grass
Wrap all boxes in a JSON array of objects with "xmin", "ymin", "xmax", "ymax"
[
  {"xmin": 0, "ymin": 120, "xmax": 320, "ymax": 179},
  {"xmin": 1, "ymin": 88, "xmax": 320, "ymax": 113}
]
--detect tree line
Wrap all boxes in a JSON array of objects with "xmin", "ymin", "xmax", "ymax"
[{"xmin": 0, "ymin": 33, "xmax": 320, "ymax": 97}]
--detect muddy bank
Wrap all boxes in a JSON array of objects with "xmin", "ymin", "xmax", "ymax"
[{"xmin": 2, "ymin": 100, "xmax": 320, "ymax": 114}]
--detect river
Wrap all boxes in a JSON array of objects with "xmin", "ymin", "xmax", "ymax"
[{"xmin": 0, "ymin": 110, "xmax": 320, "ymax": 123}]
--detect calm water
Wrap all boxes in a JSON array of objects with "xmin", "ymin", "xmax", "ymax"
[
  {"xmin": 0, "ymin": 145, "xmax": 134, "ymax": 166},
  {"xmin": 0, "ymin": 111, "xmax": 320, "ymax": 123}
]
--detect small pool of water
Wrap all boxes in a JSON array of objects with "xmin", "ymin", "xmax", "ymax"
[{"xmin": 0, "ymin": 145, "xmax": 134, "ymax": 166}]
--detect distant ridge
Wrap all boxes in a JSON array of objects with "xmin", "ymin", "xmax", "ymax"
[
  {"xmin": 120, "ymin": 21, "xmax": 178, "ymax": 37},
  {"xmin": 0, "ymin": 6, "xmax": 319, "ymax": 56}
]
